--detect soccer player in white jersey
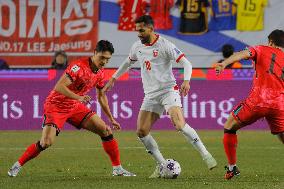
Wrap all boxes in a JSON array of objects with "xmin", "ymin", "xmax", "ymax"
[{"xmin": 104, "ymin": 15, "xmax": 217, "ymax": 178}]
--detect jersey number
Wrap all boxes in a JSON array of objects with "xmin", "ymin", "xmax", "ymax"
[
  {"xmin": 268, "ymin": 53, "xmax": 284, "ymax": 80},
  {"xmin": 244, "ymin": 0, "xmax": 256, "ymax": 11},
  {"xmin": 145, "ymin": 60, "xmax": 151, "ymax": 71},
  {"xmin": 218, "ymin": 0, "xmax": 230, "ymax": 13},
  {"xmin": 187, "ymin": 0, "xmax": 199, "ymax": 12}
]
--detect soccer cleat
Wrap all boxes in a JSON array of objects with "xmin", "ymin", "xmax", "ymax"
[
  {"xmin": 203, "ymin": 153, "xmax": 217, "ymax": 170},
  {"xmin": 224, "ymin": 165, "xmax": 240, "ymax": 180},
  {"xmin": 149, "ymin": 164, "xmax": 161, "ymax": 178},
  {"xmin": 112, "ymin": 167, "xmax": 136, "ymax": 177},
  {"xmin": 8, "ymin": 161, "xmax": 22, "ymax": 177}
]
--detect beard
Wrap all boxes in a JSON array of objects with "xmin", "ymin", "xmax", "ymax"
[{"xmin": 139, "ymin": 36, "xmax": 150, "ymax": 44}]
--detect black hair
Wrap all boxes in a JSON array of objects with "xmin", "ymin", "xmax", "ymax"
[
  {"xmin": 135, "ymin": 15, "xmax": 154, "ymax": 27},
  {"xmin": 222, "ymin": 44, "xmax": 234, "ymax": 58},
  {"xmin": 95, "ymin": 40, "xmax": 114, "ymax": 54},
  {"xmin": 268, "ymin": 29, "xmax": 284, "ymax": 48},
  {"xmin": 51, "ymin": 50, "xmax": 68, "ymax": 69}
]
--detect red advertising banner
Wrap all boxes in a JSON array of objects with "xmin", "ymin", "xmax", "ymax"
[{"xmin": 0, "ymin": 0, "xmax": 98, "ymax": 68}]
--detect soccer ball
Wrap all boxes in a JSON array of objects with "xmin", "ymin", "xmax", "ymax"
[{"xmin": 160, "ymin": 159, "xmax": 181, "ymax": 179}]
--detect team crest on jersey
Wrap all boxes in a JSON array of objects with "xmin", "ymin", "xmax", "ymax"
[
  {"xmin": 153, "ymin": 49, "xmax": 159, "ymax": 57},
  {"xmin": 71, "ymin": 65, "xmax": 80, "ymax": 73},
  {"xmin": 174, "ymin": 48, "xmax": 181, "ymax": 55}
]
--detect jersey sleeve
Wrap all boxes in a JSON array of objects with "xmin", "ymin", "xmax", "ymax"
[
  {"xmin": 247, "ymin": 46, "xmax": 258, "ymax": 60},
  {"xmin": 128, "ymin": 42, "xmax": 138, "ymax": 61},
  {"xmin": 164, "ymin": 41, "xmax": 185, "ymax": 63},
  {"xmin": 96, "ymin": 72, "xmax": 105, "ymax": 89},
  {"xmin": 65, "ymin": 62, "xmax": 84, "ymax": 82}
]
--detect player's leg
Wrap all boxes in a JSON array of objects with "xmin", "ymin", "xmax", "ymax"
[
  {"xmin": 167, "ymin": 106, "xmax": 217, "ymax": 170},
  {"xmin": 277, "ymin": 132, "xmax": 284, "ymax": 144},
  {"xmin": 8, "ymin": 124, "xmax": 57, "ymax": 177},
  {"xmin": 266, "ymin": 108, "xmax": 284, "ymax": 144},
  {"xmin": 79, "ymin": 113, "xmax": 135, "ymax": 176},
  {"xmin": 223, "ymin": 102, "xmax": 262, "ymax": 179},
  {"xmin": 162, "ymin": 91, "xmax": 217, "ymax": 169},
  {"xmin": 223, "ymin": 114, "xmax": 242, "ymax": 179},
  {"xmin": 137, "ymin": 110, "xmax": 164, "ymax": 178}
]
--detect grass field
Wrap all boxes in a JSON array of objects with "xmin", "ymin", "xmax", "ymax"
[{"xmin": 0, "ymin": 130, "xmax": 283, "ymax": 189}]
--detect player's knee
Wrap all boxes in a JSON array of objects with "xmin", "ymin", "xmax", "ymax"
[
  {"xmin": 136, "ymin": 128, "xmax": 148, "ymax": 138},
  {"xmin": 97, "ymin": 125, "xmax": 112, "ymax": 137},
  {"xmin": 36, "ymin": 141, "xmax": 47, "ymax": 151},
  {"xmin": 224, "ymin": 128, "xmax": 237, "ymax": 134},
  {"xmin": 40, "ymin": 137, "xmax": 54, "ymax": 149},
  {"xmin": 170, "ymin": 116, "xmax": 185, "ymax": 130},
  {"xmin": 101, "ymin": 134, "xmax": 114, "ymax": 142}
]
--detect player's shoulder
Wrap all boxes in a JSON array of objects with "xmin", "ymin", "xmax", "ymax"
[
  {"xmin": 67, "ymin": 58, "xmax": 89, "ymax": 72},
  {"xmin": 132, "ymin": 40, "xmax": 143, "ymax": 48},
  {"xmin": 70, "ymin": 58, "xmax": 88, "ymax": 67},
  {"xmin": 129, "ymin": 40, "xmax": 144, "ymax": 53},
  {"xmin": 157, "ymin": 35, "xmax": 175, "ymax": 48},
  {"xmin": 252, "ymin": 45, "xmax": 282, "ymax": 54}
]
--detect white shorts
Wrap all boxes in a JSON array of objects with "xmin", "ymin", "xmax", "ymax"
[{"xmin": 140, "ymin": 91, "xmax": 182, "ymax": 117}]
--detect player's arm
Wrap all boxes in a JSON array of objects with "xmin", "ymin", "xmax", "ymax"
[
  {"xmin": 179, "ymin": 56, "xmax": 192, "ymax": 97},
  {"xmin": 54, "ymin": 74, "xmax": 91, "ymax": 103},
  {"xmin": 215, "ymin": 50, "xmax": 251, "ymax": 75},
  {"xmin": 96, "ymin": 88, "xmax": 121, "ymax": 130},
  {"xmin": 103, "ymin": 57, "xmax": 134, "ymax": 92}
]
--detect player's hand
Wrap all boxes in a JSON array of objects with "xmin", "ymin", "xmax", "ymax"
[
  {"xmin": 79, "ymin": 95, "xmax": 91, "ymax": 104},
  {"xmin": 180, "ymin": 81, "xmax": 190, "ymax": 97},
  {"xmin": 215, "ymin": 63, "xmax": 226, "ymax": 75},
  {"xmin": 103, "ymin": 78, "xmax": 116, "ymax": 93},
  {"xmin": 110, "ymin": 118, "xmax": 121, "ymax": 130}
]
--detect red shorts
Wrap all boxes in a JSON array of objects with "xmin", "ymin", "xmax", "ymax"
[
  {"xmin": 42, "ymin": 102, "xmax": 95, "ymax": 135},
  {"xmin": 231, "ymin": 101, "xmax": 284, "ymax": 134}
]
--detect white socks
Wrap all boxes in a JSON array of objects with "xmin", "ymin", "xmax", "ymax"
[
  {"xmin": 139, "ymin": 134, "xmax": 166, "ymax": 164},
  {"xmin": 113, "ymin": 165, "xmax": 122, "ymax": 169},
  {"xmin": 180, "ymin": 123, "xmax": 209, "ymax": 158},
  {"xmin": 229, "ymin": 164, "xmax": 236, "ymax": 171}
]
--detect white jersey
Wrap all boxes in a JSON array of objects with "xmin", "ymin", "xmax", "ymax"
[{"xmin": 128, "ymin": 35, "xmax": 185, "ymax": 96}]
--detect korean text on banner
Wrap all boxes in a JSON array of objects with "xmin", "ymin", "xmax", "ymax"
[{"xmin": 0, "ymin": 0, "xmax": 98, "ymax": 67}]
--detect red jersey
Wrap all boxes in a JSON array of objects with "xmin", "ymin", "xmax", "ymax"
[
  {"xmin": 149, "ymin": 0, "xmax": 174, "ymax": 30},
  {"xmin": 117, "ymin": 0, "xmax": 147, "ymax": 31},
  {"xmin": 45, "ymin": 58, "xmax": 105, "ymax": 110},
  {"xmin": 246, "ymin": 46, "xmax": 284, "ymax": 110}
]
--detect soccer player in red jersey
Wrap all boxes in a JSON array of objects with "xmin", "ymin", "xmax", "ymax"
[
  {"xmin": 215, "ymin": 29, "xmax": 284, "ymax": 180},
  {"xmin": 8, "ymin": 40, "xmax": 136, "ymax": 177}
]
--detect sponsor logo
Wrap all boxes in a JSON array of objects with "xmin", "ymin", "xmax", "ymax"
[
  {"xmin": 71, "ymin": 65, "xmax": 80, "ymax": 72},
  {"xmin": 153, "ymin": 49, "xmax": 158, "ymax": 57}
]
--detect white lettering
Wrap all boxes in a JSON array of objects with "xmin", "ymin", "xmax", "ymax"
[
  {"xmin": 10, "ymin": 101, "xmax": 23, "ymax": 119},
  {"xmin": 47, "ymin": 0, "xmax": 61, "ymax": 37},
  {"xmin": 200, "ymin": 100, "xmax": 216, "ymax": 118},
  {"xmin": 63, "ymin": 0, "xmax": 84, "ymax": 18},
  {"xmin": 1, "ymin": 0, "xmax": 94, "ymax": 38},
  {"xmin": 183, "ymin": 95, "xmax": 188, "ymax": 118},
  {"xmin": 0, "ymin": 1, "xmax": 16, "ymax": 37},
  {"xmin": 33, "ymin": 95, "xmax": 42, "ymax": 118},
  {"xmin": 120, "ymin": 101, "xmax": 132, "ymax": 119},
  {"xmin": 64, "ymin": 19, "xmax": 92, "ymax": 36},
  {"xmin": 218, "ymin": 98, "xmax": 235, "ymax": 126},
  {"xmin": 19, "ymin": 0, "xmax": 26, "ymax": 37},
  {"xmin": 191, "ymin": 93, "xmax": 198, "ymax": 118},
  {"xmin": 2, "ymin": 94, "xmax": 8, "ymax": 119},
  {"xmin": 112, "ymin": 94, "xmax": 118, "ymax": 118}
]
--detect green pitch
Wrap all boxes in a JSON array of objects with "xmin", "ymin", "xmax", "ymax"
[{"xmin": 0, "ymin": 130, "xmax": 283, "ymax": 189}]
